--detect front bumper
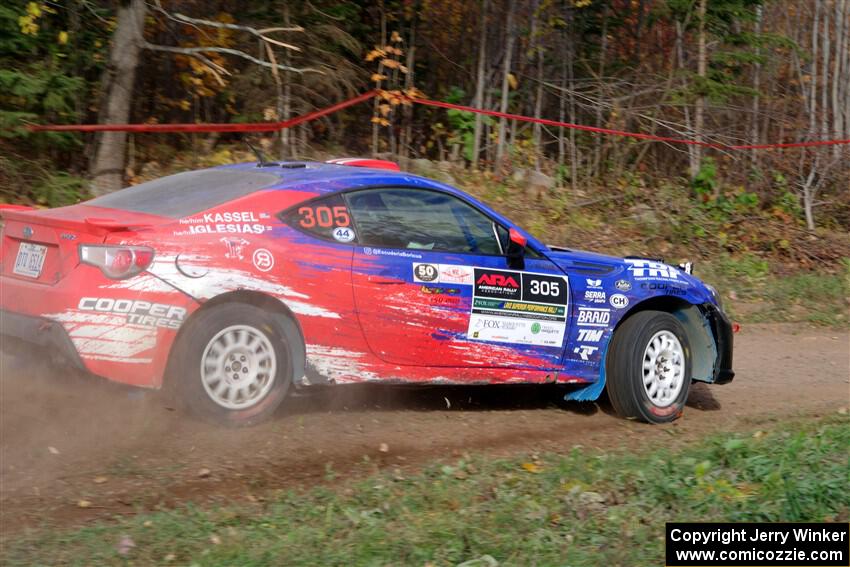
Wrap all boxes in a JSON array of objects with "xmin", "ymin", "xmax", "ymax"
[
  {"xmin": 705, "ymin": 304, "xmax": 734, "ymax": 384},
  {"xmin": 0, "ymin": 309, "xmax": 85, "ymax": 369}
]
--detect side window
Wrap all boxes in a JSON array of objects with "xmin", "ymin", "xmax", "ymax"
[
  {"xmin": 345, "ymin": 188, "xmax": 503, "ymax": 255},
  {"xmin": 280, "ymin": 194, "xmax": 356, "ymax": 244}
]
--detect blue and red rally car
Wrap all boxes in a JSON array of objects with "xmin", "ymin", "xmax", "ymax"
[{"xmin": 0, "ymin": 159, "xmax": 733, "ymax": 424}]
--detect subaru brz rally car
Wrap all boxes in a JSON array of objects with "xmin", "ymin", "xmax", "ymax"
[{"xmin": 0, "ymin": 159, "xmax": 733, "ymax": 424}]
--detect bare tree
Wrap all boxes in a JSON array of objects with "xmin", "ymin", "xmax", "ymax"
[
  {"xmin": 90, "ymin": 0, "xmax": 314, "ymax": 194},
  {"xmin": 90, "ymin": 0, "xmax": 146, "ymax": 196},
  {"xmin": 691, "ymin": 0, "xmax": 707, "ymax": 181},
  {"xmin": 495, "ymin": 0, "xmax": 516, "ymax": 169},
  {"xmin": 472, "ymin": 0, "xmax": 489, "ymax": 170}
]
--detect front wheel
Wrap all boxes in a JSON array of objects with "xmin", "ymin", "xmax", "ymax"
[
  {"xmin": 175, "ymin": 303, "xmax": 293, "ymax": 426},
  {"xmin": 606, "ymin": 310, "xmax": 691, "ymax": 424}
]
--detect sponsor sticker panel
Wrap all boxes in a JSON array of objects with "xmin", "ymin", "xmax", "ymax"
[
  {"xmin": 412, "ymin": 263, "xmax": 475, "ymax": 285},
  {"xmin": 469, "ymin": 314, "xmax": 565, "ymax": 347},
  {"xmin": 175, "ymin": 211, "xmax": 272, "ymax": 236},
  {"xmin": 78, "ymin": 297, "xmax": 186, "ymax": 329},
  {"xmin": 626, "ymin": 258, "xmax": 681, "ymax": 281},
  {"xmin": 467, "ymin": 268, "xmax": 569, "ymax": 347},
  {"xmin": 577, "ymin": 307, "xmax": 611, "ymax": 327}
]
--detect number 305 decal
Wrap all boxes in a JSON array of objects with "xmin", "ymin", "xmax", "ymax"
[
  {"xmin": 297, "ymin": 205, "xmax": 350, "ymax": 229},
  {"xmin": 529, "ymin": 279, "xmax": 560, "ymax": 296}
]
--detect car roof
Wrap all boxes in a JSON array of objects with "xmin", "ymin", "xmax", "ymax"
[{"xmin": 217, "ymin": 161, "xmax": 448, "ymax": 195}]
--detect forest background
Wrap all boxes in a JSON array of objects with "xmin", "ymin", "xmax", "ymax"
[{"xmin": 1, "ymin": 0, "xmax": 848, "ymax": 325}]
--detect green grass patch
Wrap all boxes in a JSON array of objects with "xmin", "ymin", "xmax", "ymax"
[
  {"xmin": 3, "ymin": 417, "xmax": 848, "ymax": 566},
  {"xmin": 699, "ymin": 256, "xmax": 849, "ymax": 326}
]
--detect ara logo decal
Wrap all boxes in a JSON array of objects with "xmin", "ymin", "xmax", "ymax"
[
  {"xmin": 615, "ymin": 279, "xmax": 632, "ymax": 291},
  {"xmin": 473, "ymin": 269, "xmax": 523, "ymax": 300},
  {"xmin": 573, "ymin": 345, "xmax": 599, "ymax": 361},
  {"xmin": 476, "ymin": 274, "xmax": 519, "ymax": 288}
]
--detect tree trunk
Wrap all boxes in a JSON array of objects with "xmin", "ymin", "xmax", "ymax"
[
  {"xmin": 749, "ymin": 4, "xmax": 762, "ymax": 168},
  {"xmin": 691, "ymin": 0, "xmax": 707, "ymax": 181},
  {"xmin": 820, "ymin": 0, "xmax": 830, "ymax": 141},
  {"xmin": 280, "ymin": 3, "xmax": 292, "ymax": 160},
  {"xmin": 530, "ymin": 0, "xmax": 543, "ymax": 172},
  {"xmin": 472, "ymin": 0, "xmax": 489, "ymax": 170},
  {"xmin": 495, "ymin": 0, "xmax": 516, "ymax": 170},
  {"xmin": 833, "ymin": 0, "xmax": 847, "ymax": 149},
  {"xmin": 372, "ymin": 4, "xmax": 386, "ymax": 156},
  {"xmin": 400, "ymin": 14, "xmax": 416, "ymax": 163},
  {"xmin": 592, "ymin": 4, "xmax": 608, "ymax": 179},
  {"xmin": 90, "ymin": 0, "xmax": 146, "ymax": 196},
  {"xmin": 557, "ymin": 40, "xmax": 566, "ymax": 186},
  {"xmin": 676, "ymin": 20, "xmax": 697, "ymax": 178},
  {"xmin": 809, "ymin": 0, "xmax": 821, "ymax": 138},
  {"xmin": 566, "ymin": 10, "xmax": 578, "ymax": 192}
]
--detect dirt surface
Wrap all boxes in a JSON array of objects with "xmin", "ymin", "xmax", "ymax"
[{"xmin": 1, "ymin": 324, "xmax": 847, "ymax": 535}]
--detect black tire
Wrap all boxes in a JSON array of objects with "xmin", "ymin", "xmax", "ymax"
[
  {"xmin": 606, "ymin": 310, "xmax": 691, "ymax": 424},
  {"xmin": 174, "ymin": 303, "xmax": 294, "ymax": 426}
]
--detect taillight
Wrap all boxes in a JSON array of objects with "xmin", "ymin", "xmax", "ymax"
[{"xmin": 79, "ymin": 245, "xmax": 155, "ymax": 279}]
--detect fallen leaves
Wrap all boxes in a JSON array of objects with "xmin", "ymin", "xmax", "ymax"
[
  {"xmin": 521, "ymin": 462, "xmax": 542, "ymax": 474},
  {"xmin": 116, "ymin": 535, "xmax": 136, "ymax": 556}
]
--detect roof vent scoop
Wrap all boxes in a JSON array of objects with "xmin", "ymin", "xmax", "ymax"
[{"xmin": 326, "ymin": 158, "xmax": 400, "ymax": 171}]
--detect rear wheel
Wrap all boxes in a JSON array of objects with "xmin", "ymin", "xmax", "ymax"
[
  {"xmin": 606, "ymin": 310, "xmax": 691, "ymax": 424},
  {"xmin": 176, "ymin": 303, "xmax": 293, "ymax": 425}
]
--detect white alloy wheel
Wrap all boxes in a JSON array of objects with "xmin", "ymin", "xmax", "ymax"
[
  {"xmin": 641, "ymin": 330, "xmax": 685, "ymax": 408},
  {"xmin": 200, "ymin": 324, "xmax": 277, "ymax": 410}
]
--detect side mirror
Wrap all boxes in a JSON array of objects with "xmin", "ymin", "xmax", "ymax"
[{"xmin": 506, "ymin": 228, "xmax": 526, "ymax": 270}]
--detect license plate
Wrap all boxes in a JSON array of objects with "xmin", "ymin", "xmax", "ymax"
[{"xmin": 13, "ymin": 242, "xmax": 47, "ymax": 278}]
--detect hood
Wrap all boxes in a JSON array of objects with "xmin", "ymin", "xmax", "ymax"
[
  {"xmin": 543, "ymin": 246, "xmax": 628, "ymax": 278},
  {"xmin": 543, "ymin": 245, "xmax": 719, "ymax": 307}
]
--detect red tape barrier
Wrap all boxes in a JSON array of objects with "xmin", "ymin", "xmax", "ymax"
[
  {"xmin": 25, "ymin": 90, "xmax": 850, "ymax": 150},
  {"xmin": 27, "ymin": 91, "xmax": 377, "ymax": 133}
]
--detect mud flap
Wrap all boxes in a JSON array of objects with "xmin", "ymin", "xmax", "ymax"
[{"xmin": 563, "ymin": 343, "xmax": 608, "ymax": 402}]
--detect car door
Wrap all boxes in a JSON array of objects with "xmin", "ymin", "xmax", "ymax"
[{"xmin": 345, "ymin": 187, "xmax": 569, "ymax": 370}]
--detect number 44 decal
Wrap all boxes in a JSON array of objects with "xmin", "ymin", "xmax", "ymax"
[{"xmin": 332, "ymin": 227, "xmax": 355, "ymax": 243}]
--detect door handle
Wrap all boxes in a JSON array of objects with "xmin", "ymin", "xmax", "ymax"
[{"xmin": 367, "ymin": 275, "xmax": 404, "ymax": 285}]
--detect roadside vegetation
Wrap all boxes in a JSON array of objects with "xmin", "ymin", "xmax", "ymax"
[
  {"xmin": 2, "ymin": 1, "xmax": 848, "ymax": 327},
  {"xmin": 3, "ymin": 415, "xmax": 847, "ymax": 566}
]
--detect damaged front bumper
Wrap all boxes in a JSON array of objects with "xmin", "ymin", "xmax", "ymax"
[{"xmin": 704, "ymin": 304, "xmax": 734, "ymax": 384}]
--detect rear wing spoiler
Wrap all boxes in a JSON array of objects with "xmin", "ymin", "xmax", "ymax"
[{"xmin": 0, "ymin": 206, "xmax": 152, "ymax": 234}]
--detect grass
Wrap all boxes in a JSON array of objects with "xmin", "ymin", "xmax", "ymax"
[
  {"xmin": 3, "ymin": 416, "xmax": 848, "ymax": 566},
  {"xmin": 699, "ymin": 256, "xmax": 849, "ymax": 327}
]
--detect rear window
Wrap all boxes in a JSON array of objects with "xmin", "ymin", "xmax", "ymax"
[{"xmin": 86, "ymin": 170, "xmax": 279, "ymax": 218}]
